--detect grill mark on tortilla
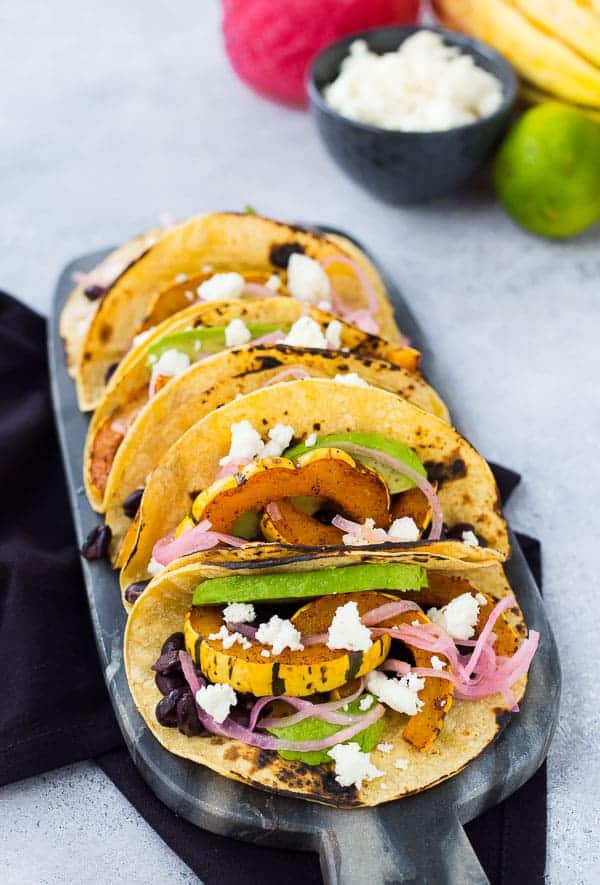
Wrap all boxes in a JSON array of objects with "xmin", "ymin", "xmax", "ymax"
[{"xmin": 269, "ymin": 242, "xmax": 305, "ymax": 268}]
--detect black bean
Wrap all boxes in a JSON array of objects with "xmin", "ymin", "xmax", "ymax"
[
  {"xmin": 80, "ymin": 524, "xmax": 111, "ymax": 560},
  {"xmin": 104, "ymin": 362, "xmax": 118, "ymax": 384},
  {"xmin": 122, "ymin": 487, "xmax": 144, "ymax": 519},
  {"xmin": 151, "ymin": 649, "xmax": 181, "ymax": 674},
  {"xmin": 84, "ymin": 284, "xmax": 107, "ymax": 301},
  {"xmin": 155, "ymin": 688, "xmax": 186, "ymax": 727},
  {"xmin": 176, "ymin": 689, "xmax": 205, "ymax": 736},
  {"xmin": 124, "ymin": 581, "xmax": 149, "ymax": 604},
  {"xmin": 161, "ymin": 632, "xmax": 185, "ymax": 655},
  {"xmin": 155, "ymin": 671, "xmax": 186, "ymax": 695}
]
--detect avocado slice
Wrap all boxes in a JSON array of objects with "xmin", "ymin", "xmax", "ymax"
[
  {"xmin": 283, "ymin": 432, "xmax": 426, "ymax": 494},
  {"xmin": 269, "ymin": 693, "xmax": 384, "ymax": 765},
  {"xmin": 232, "ymin": 511, "xmax": 261, "ymax": 540},
  {"xmin": 192, "ymin": 562, "xmax": 427, "ymax": 606},
  {"xmin": 147, "ymin": 323, "xmax": 289, "ymax": 366}
]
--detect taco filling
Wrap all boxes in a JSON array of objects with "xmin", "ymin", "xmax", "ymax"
[
  {"xmin": 147, "ymin": 564, "xmax": 538, "ymax": 791},
  {"xmin": 148, "ymin": 429, "xmax": 477, "ymax": 572},
  {"xmin": 87, "ymin": 305, "xmax": 420, "ymax": 505}
]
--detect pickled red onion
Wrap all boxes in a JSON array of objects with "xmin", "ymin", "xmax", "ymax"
[
  {"xmin": 179, "ymin": 652, "xmax": 385, "ymax": 751},
  {"xmin": 265, "ymin": 501, "xmax": 282, "ymax": 521},
  {"xmin": 251, "ymin": 678, "xmax": 365, "ymax": 730},
  {"xmin": 334, "ymin": 442, "xmax": 443, "ymax": 540},
  {"xmin": 242, "ymin": 283, "xmax": 280, "ymax": 298},
  {"xmin": 249, "ymin": 330, "xmax": 286, "ymax": 345},
  {"xmin": 321, "ymin": 254, "xmax": 379, "ymax": 317},
  {"xmin": 153, "ymin": 519, "xmax": 247, "ymax": 565}
]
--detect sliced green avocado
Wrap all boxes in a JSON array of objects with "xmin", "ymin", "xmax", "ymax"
[
  {"xmin": 192, "ymin": 562, "xmax": 427, "ymax": 606},
  {"xmin": 147, "ymin": 323, "xmax": 289, "ymax": 366},
  {"xmin": 269, "ymin": 694, "xmax": 384, "ymax": 765},
  {"xmin": 283, "ymin": 432, "xmax": 426, "ymax": 494},
  {"xmin": 232, "ymin": 511, "xmax": 261, "ymax": 540}
]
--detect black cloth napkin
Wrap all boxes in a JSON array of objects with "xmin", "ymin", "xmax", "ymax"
[{"xmin": 0, "ymin": 290, "xmax": 545, "ymax": 884}]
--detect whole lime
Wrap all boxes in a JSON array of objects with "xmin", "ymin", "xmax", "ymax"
[{"xmin": 494, "ymin": 103, "xmax": 600, "ymax": 238}]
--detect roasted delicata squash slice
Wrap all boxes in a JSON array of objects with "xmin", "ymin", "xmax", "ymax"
[
  {"xmin": 140, "ymin": 270, "xmax": 288, "ymax": 332},
  {"xmin": 184, "ymin": 591, "xmax": 392, "ymax": 697},
  {"xmin": 260, "ymin": 498, "xmax": 344, "ymax": 545},
  {"xmin": 191, "ymin": 448, "xmax": 391, "ymax": 534}
]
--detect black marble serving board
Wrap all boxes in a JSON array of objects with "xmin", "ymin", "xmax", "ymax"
[{"xmin": 48, "ymin": 230, "xmax": 560, "ymax": 885}]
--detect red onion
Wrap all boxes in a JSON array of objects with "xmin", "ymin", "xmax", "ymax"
[
  {"xmin": 379, "ymin": 658, "xmax": 454, "ymax": 683},
  {"xmin": 334, "ymin": 442, "xmax": 443, "ymax": 541},
  {"xmin": 461, "ymin": 596, "xmax": 514, "ymax": 680},
  {"xmin": 361, "ymin": 600, "xmax": 422, "ymax": 625},
  {"xmin": 178, "ymin": 651, "xmax": 385, "ymax": 751},
  {"xmin": 251, "ymin": 678, "xmax": 365, "ymax": 730},
  {"xmin": 265, "ymin": 501, "xmax": 282, "ymax": 521},
  {"xmin": 226, "ymin": 622, "xmax": 257, "ymax": 639},
  {"xmin": 249, "ymin": 330, "xmax": 286, "ymax": 345},
  {"xmin": 215, "ymin": 458, "xmax": 252, "ymax": 479},
  {"xmin": 242, "ymin": 283, "xmax": 280, "ymax": 298},
  {"xmin": 153, "ymin": 519, "xmax": 247, "ymax": 566},
  {"xmin": 321, "ymin": 254, "xmax": 379, "ymax": 318}
]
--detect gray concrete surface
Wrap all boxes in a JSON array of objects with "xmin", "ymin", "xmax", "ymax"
[{"xmin": 2, "ymin": 1, "xmax": 599, "ymax": 882}]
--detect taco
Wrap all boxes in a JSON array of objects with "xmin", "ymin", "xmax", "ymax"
[
  {"xmin": 98, "ymin": 345, "xmax": 447, "ymax": 560},
  {"xmin": 85, "ymin": 297, "xmax": 424, "ymax": 515},
  {"xmin": 124, "ymin": 552, "xmax": 538, "ymax": 807},
  {"xmin": 119, "ymin": 380, "xmax": 508, "ymax": 597},
  {"xmin": 59, "ymin": 227, "xmax": 167, "ymax": 378},
  {"xmin": 72, "ymin": 213, "xmax": 403, "ymax": 411}
]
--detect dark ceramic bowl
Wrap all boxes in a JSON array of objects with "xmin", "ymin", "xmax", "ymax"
[{"xmin": 308, "ymin": 25, "xmax": 517, "ymax": 204}]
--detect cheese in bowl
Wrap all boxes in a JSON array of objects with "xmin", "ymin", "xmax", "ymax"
[{"xmin": 324, "ymin": 31, "xmax": 503, "ymax": 132}]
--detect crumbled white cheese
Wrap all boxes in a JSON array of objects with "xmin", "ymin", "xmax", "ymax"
[
  {"xmin": 394, "ymin": 758, "xmax": 409, "ymax": 771},
  {"xmin": 284, "ymin": 316, "xmax": 328, "ymax": 349},
  {"xmin": 411, "ymin": 619, "xmax": 421, "ymax": 627},
  {"xmin": 324, "ymin": 32, "xmax": 503, "ymax": 133},
  {"xmin": 219, "ymin": 420, "xmax": 264, "ymax": 467},
  {"xmin": 333, "ymin": 372, "xmax": 369, "ymax": 388},
  {"xmin": 255, "ymin": 615, "xmax": 304, "ymax": 655},
  {"xmin": 476, "ymin": 593, "xmax": 487, "ymax": 607},
  {"xmin": 341, "ymin": 518, "xmax": 388, "ymax": 546},
  {"xmin": 430, "ymin": 655, "xmax": 446, "ymax": 671},
  {"xmin": 225, "ymin": 318, "xmax": 252, "ymax": 347},
  {"xmin": 174, "ymin": 272, "xmax": 188, "ymax": 284},
  {"xmin": 366, "ymin": 670, "xmax": 425, "ymax": 716},
  {"xmin": 152, "ymin": 348, "xmax": 190, "ymax": 378},
  {"xmin": 427, "ymin": 592, "xmax": 481, "ymax": 641},
  {"xmin": 462, "ymin": 529, "xmax": 480, "ymax": 547},
  {"xmin": 184, "ymin": 290, "xmax": 195, "ymax": 302},
  {"xmin": 262, "ymin": 423, "xmax": 295, "ymax": 458},
  {"xmin": 388, "ymin": 516, "xmax": 420, "ymax": 542},
  {"xmin": 198, "ymin": 272, "xmax": 245, "ymax": 301},
  {"xmin": 223, "ymin": 602, "xmax": 256, "ymax": 624},
  {"xmin": 377, "ymin": 742, "xmax": 393, "ymax": 753},
  {"xmin": 265, "ymin": 274, "xmax": 281, "ymax": 291},
  {"xmin": 147, "ymin": 556, "xmax": 165, "ymax": 577},
  {"xmin": 219, "ymin": 420, "xmax": 294, "ymax": 467},
  {"xmin": 287, "ymin": 254, "xmax": 331, "ymax": 307},
  {"xmin": 325, "ymin": 319, "xmax": 342, "ymax": 349},
  {"xmin": 195, "ymin": 683, "xmax": 237, "ymax": 724},
  {"xmin": 208, "ymin": 625, "xmax": 251, "ymax": 650},
  {"xmin": 260, "ymin": 649, "xmax": 271, "ymax": 658},
  {"xmin": 304, "ymin": 432, "xmax": 318, "ymax": 447},
  {"xmin": 328, "ymin": 742, "xmax": 384, "ymax": 790},
  {"xmin": 358, "ymin": 694, "xmax": 375, "ymax": 712},
  {"xmin": 327, "ymin": 601, "xmax": 372, "ymax": 652}
]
